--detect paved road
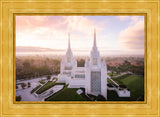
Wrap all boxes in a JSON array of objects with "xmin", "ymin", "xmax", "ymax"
[{"xmin": 16, "ymin": 87, "xmax": 43, "ymax": 101}]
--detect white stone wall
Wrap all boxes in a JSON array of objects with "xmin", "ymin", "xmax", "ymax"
[
  {"xmin": 101, "ymin": 68, "xmax": 107, "ymax": 98},
  {"xmin": 68, "ymin": 78, "xmax": 85, "ymax": 88},
  {"xmin": 101, "ymin": 58, "xmax": 107, "ymax": 99},
  {"xmin": 85, "ymin": 63, "xmax": 91, "ymax": 95},
  {"xmin": 115, "ymin": 88, "xmax": 130, "ymax": 97}
]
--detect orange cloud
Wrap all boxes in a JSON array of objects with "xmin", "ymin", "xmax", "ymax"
[{"xmin": 118, "ymin": 20, "xmax": 144, "ymax": 50}]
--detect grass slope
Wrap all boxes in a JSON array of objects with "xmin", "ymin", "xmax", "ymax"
[
  {"xmin": 44, "ymin": 75, "xmax": 144, "ymax": 101},
  {"xmin": 108, "ymin": 74, "xmax": 144, "ymax": 101},
  {"xmin": 46, "ymin": 86, "xmax": 85, "ymax": 101}
]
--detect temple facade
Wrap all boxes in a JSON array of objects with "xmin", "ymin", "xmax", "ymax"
[{"xmin": 58, "ymin": 30, "xmax": 107, "ymax": 99}]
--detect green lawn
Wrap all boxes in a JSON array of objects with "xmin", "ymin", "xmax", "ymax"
[
  {"xmin": 108, "ymin": 72, "xmax": 118, "ymax": 77},
  {"xmin": 30, "ymin": 85, "xmax": 41, "ymax": 94},
  {"xmin": 112, "ymin": 74, "xmax": 131, "ymax": 85},
  {"xmin": 36, "ymin": 81, "xmax": 56, "ymax": 94},
  {"xmin": 107, "ymin": 78, "xmax": 115, "ymax": 85},
  {"xmin": 36, "ymin": 77, "xmax": 59, "ymax": 94},
  {"xmin": 45, "ymin": 85, "xmax": 85, "ymax": 101},
  {"xmin": 43, "ymin": 74, "xmax": 144, "ymax": 101},
  {"xmin": 108, "ymin": 74, "xmax": 144, "ymax": 101}
]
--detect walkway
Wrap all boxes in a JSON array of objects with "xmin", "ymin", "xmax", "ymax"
[
  {"xmin": 107, "ymin": 76, "xmax": 119, "ymax": 87},
  {"xmin": 16, "ymin": 87, "xmax": 43, "ymax": 101},
  {"xmin": 112, "ymin": 71, "xmax": 133, "ymax": 79},
  {"xmin": 16, "ymin": 75, "xmax": 58, "ymax": 101}
]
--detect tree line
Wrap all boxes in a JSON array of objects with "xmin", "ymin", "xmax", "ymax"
[
  {"xmin": 16, "ymin": 56, "xmax": 144, "ymax": 80},
  {"xmin": 108, "ymin": 60, "xmax": 144, "ymax": 76},
  {"xmin": 16, "ymin": 57, "xmax": 60, "ymax": 80}
]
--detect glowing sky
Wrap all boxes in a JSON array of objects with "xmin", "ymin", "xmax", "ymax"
[{"xmin": 16, "ymin": 16, "xmax": 144, "ymax": 56}]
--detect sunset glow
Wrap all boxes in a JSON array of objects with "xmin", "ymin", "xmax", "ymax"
[{"xmin": 16, "ymin": 16, "xmax": 144, "ymax": 56}]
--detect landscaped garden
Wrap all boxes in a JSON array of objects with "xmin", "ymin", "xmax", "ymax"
[
  {"xmin": 45, "ymin": 85, "xmax": 85, "ymax": 101},
  {"xmin": 108, "ymin": 72, "xmax": 118, "ymax": 77},
  {"xmin": 30, "ymin": 85, "xmax": 41, "ymax": 94},
  {"xmin": 107, "ymin": 74, "xmax": 144, "ymax": 101},
  {"xmin": 36, "ymin": 77, "xmax": 58, "ymax": 94},
  {"xmin": 36, "ymin": 81, "xmax": 55, "ymax": 94},
  {"xmin": 29, "ymin": 74, "xmax": 144, "ymax": 101},
  {"xmin": 45, "ymin": 86, "xmax": 107, "ymax": 101}
]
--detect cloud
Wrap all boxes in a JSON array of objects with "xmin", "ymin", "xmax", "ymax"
[
  {"xmin": 66, "ymin": 16, "xmax": 93, "ymax": 32},
  {"xmin": 16, "ymin": 16, "xmax": 105, "ymax": 51},
  {"xmin": 117, "ymin": 16, "xmax": 144, "ymax": 25},
  {"xmin": 16, "ymin": 16, "xmax": 96, "ymax": 36},
  {"xmin": 16, "ymin": 16, "xmax": 49, "ymax": 32},
  {"xmin": 117, "ymin": 16, "xmax": 130, "ymax": 21},
  {"xmin": 130, "ymin": 16, "xmax": 139, "ymax": 25},
  {"xmin": 16, "ymin": 16, "xmax": 144, "ymax": 56},
  {"xmin": 118, "ymin": 20, "xmax": 144, "ymax": 50}
]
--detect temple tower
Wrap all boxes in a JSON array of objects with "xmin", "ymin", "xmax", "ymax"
[
  {"xmin": 86, "ymin": 29, "xmax": 107, "ymax": 99},
  {"xmin": 60, "ymin": 33, "xmax": 74, "ymax": 76}
]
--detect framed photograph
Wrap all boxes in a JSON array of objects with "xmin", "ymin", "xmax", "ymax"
[
  {"xmin": 15, "ymin": 15, "xmax": 145, "ymax": 103},
  {"xmin": 0, "ymin": 0, "xmax": 160, "ymax": 116}
]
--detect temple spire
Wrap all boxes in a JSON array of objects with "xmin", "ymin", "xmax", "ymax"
[
  {"xmin": 68, "ymin": 33, "xmax": 70, "ymax": 49},
  {"xmin": 93, "ymin": 28, "xmax": 97, "ymax": 48}
]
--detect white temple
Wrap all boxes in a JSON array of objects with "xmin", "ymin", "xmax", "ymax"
[{"xmin": 58, "ymin": 30, "xmax": 107, "ymax": 99}]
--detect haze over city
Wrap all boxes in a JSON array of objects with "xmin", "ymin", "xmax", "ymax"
[{"xmin": 16, "ymin": 16, "xmax": 144, "ymax": 56}]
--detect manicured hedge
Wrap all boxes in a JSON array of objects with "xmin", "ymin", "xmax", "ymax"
[
  {"xmin": 36, "ymin": 81, "xmax": 55, "ymax": 94},
  {"xmin": 30, "ymin": 85, "xmax": 41, "ymax": 94}
]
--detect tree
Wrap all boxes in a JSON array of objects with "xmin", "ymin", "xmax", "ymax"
[
  {"xmin": 108, "ymin": 65, "xmax": 116, "ymax": 77},
  {"xmin": 123, "ymin": 60, "xmax": 131, "ymax": 71},
  {"xmin": 23, "ymin": 61, "xmax": 30, "ymax": 69},
  {"xmin": 21, "ymin": 83, "xmax": 26, "ymax": 89},
  {"xmin": 28, "ymin": 82, "xmax": 31, "ymax": 88}
]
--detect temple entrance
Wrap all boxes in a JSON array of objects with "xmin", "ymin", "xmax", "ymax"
[{"xmin": 91, "ymin": 72, "xmax": 101, "ymax": 94}]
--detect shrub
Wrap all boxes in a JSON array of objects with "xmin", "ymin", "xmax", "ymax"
[
  {"xmin": 21, "ymin": 83, "xmax": 26, "ymax": 89},
  {"xmin": 96, "ymin": 95, "xmax": 106, "ymax": 101},
  {"xmin": 16, "ymin": 95, "xmax": 21, "ymax": 101}
]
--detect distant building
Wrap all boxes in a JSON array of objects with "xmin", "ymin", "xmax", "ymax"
[{"xmin": 58, "ymin": 30, "xmax": 107, "ymax": 99}]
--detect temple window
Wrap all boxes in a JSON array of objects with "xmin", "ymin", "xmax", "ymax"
[
  {"xmin": 93, "ymin": 58, "xmax": 97, "ymax": 65},
  {"xmin": 67, "ymin": 57, "xmax": 71, "ymax": 63}
]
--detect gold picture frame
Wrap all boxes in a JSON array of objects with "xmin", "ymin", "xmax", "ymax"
[{"xmin": 0, "ymin": 0, "xmax": 160, "ymax": 116}]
